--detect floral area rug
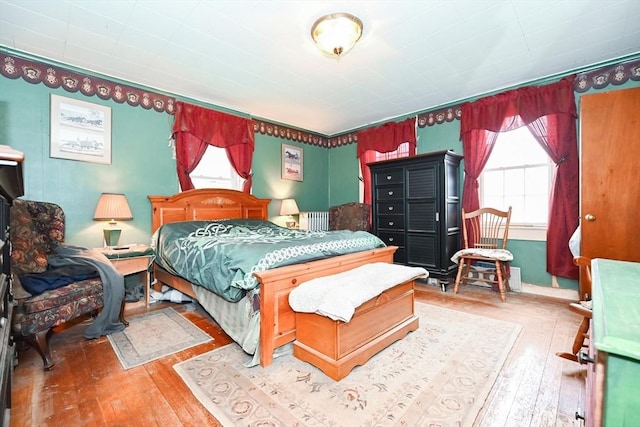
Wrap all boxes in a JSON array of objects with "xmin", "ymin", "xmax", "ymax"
[
  {"xmin": 108, "ymin": 307, "xmax": 212, "ymax": 370},
  {"xmin": 174, "ymin": 302, "xmax": 521, "ymax": 426}
]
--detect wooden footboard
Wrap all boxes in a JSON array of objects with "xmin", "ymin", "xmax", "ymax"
[
  {"xmin": 148, "ymin": 189, "xmax": 397, "ymax": 368},
  {"xmin": 253, "ymin": 245, "xmax": 397, "ymax": 367}
]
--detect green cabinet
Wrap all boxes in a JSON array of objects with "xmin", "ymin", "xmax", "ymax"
[{"xmin": 588, "ymin": 259, "xmax": 640, "ymax": 427}]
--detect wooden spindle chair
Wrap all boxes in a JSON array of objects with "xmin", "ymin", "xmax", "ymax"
[{"xmin": 452, "ymin": 207, "xmax": 513, "ymax": 302}]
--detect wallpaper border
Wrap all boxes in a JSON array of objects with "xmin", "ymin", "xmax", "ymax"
[{"xmin": 2, "ymin": 51, "xmax": 638, "ymax": 150}]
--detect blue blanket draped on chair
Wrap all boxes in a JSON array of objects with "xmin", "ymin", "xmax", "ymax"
[{"xmin": 47, "ymin": 245, "xmax": 126, "ymax": 339}]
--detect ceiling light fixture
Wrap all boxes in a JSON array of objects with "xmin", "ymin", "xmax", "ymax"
[{"xmin": 311, "ymin": 12, "xmax": 363, "ymax": 59}]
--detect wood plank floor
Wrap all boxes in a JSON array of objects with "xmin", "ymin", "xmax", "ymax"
[{"xmin": 9, "ymin": 284, "xmax": 587, "ymax": 426}]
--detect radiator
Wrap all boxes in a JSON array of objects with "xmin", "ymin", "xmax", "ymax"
[{"xmin": 299, "ymin": 211, "xmax": 329, "ymax": 231}]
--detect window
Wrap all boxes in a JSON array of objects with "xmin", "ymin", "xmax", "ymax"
[
  {"xmin": 480, "ymin": 127, "xmax": 552, "ymax": 240},
  {"xmin": 374, "ymin": 141, "xmax": 411, "ymax": 161},
  {"xmin": 189, "ymin": 145, "xmax": 243, "ymax": 190}
]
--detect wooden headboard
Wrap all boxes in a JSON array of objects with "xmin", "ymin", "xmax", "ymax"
[{"xmin": 148, "ymin": 188, "xmax": 271, "ymax": 232}]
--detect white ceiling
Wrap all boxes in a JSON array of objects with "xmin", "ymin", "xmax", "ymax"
[{"xmin": 1, "ymin": 0, "xmax": 639, "ymax": 136}]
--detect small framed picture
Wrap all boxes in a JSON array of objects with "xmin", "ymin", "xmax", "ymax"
[
  {"xmin": 282, "ymin": 143, "xmax": 303, "ymax": 181},
  {"xmin": 50, "ymin": 94, "xmax": 112, "ymax": 164}
]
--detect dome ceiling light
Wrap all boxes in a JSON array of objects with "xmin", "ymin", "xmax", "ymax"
[{"xmin": 310, "ymin": 12, "xmax": 363, "ymax": 59}]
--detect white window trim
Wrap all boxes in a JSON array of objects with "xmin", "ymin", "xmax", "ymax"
[{"xmin": 509, "ymin": 225, "xmax": 546, "ymax": 241}]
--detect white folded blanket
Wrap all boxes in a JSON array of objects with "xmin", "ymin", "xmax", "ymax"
[{"xmin": 288, "ymin": 262, "xmax": 428, "ymax": 322}]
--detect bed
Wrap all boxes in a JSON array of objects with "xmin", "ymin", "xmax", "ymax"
[{"xmin": 148, "ymin": 188, "xmax": 397, "ymax": 367}]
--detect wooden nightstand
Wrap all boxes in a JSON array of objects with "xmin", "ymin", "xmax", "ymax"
[{"xmin": 97, "ymin": 244, "xmax": 154, "ymax": 307}]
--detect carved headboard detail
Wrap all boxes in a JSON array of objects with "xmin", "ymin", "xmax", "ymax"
[{"xmin": 148, "ymin": 188, "xmax": 271, "ymax": 232}]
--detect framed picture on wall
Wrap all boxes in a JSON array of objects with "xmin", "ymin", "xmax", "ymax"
[
  {"xmin": 50, "ymin": 94, "xmax": 112, "ymax": 164},
  {"xmin": 282, "ymin": 143, "xmax": 303, "ymax": 181}
]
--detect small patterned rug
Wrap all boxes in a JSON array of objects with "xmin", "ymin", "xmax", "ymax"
[
  {"xmin": 174, "ymin": 302, "xmax": 521, "ymax": 426},
  {"xmin": 108, "ymin": 307, "xmax": 212, "ymax": 370}
]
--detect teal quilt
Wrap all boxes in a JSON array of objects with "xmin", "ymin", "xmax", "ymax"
[{"xmin": 152, "ymin": 219, "xmax": 385, "ymax": 302}]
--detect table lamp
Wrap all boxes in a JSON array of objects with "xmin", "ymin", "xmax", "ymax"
[
  {"xmin": 93, "ymin": 193, "xmax": 133, "ymax": 247},
  {"xmin": 280, "ymin": 198, "xmax": 299, "ymax": 228}
]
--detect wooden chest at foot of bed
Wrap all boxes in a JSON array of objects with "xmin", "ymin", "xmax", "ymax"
[{"xmin": 293, "ymin": 279, "xmax": 419, "ymax": 381}]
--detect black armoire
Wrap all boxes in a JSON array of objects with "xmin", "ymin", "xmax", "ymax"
[{"xmin": 369, "ymin": 150, "xmax": 463, "ymax": 287}]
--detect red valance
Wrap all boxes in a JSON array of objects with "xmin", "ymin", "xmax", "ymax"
[
  {"xmin": 172, "ymin": 102, "xmax": 254, "ymax": 147},
  {"xmin": 172, "ymin": 101, "xmax": 254, "ymax": 192},
  {"xmin": 357, "ymin": 117, "xmax": 416, "ymax": 158},
  {"xmin": 460, "ymin": 77, "xmax": 577, "ymax": 138}
]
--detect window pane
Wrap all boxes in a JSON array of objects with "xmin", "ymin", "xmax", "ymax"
[
  {"xmin": 481, "ymin": 123, "xmax": 552, "ymax": 227},
  {"xmin": 375, "ymin": 142, "xmax": 410, "ymax": 161},
  {"xmin": 525, "ymin": 166, "xmax": 549, "ymax": 195},
  {"xmin": 485, "ymin": 127, "xmax": 548, "ymax": 168},
  {"xmin": 190, "ymin": 146, "xmax": 243, "ymax": 190},
  {"xmin": 504, "ymin": 169, "xmax": 524, "ymax": 197},
  {"xmin": 507, "ymin": 197, "xmax": 525, "ymax": 222},
  {"xmin": 524, "ymin": 195, "xmax": 548, "ymax": 223},
  {"xmin": 483, "ymin": 171, "xmax": 504, "ymax": 197},
  {"xmin": 484, "ymin": 195, "xmax": 504, "ymax": 210}
]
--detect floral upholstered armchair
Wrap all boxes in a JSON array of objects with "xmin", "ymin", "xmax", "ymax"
[
  {"xmin": 329, "ymin": 202, "xmax": 371, "ymax": 232},
  {"xmin": 10, "ymin": 200, "xmax": 109, "ymax": 370}
]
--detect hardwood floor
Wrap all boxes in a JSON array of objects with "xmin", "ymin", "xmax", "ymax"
[{"xmin": 10, "ymin": 285, "xmax": 586, "ymax": 426}]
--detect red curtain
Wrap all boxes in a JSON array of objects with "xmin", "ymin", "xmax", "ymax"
[
  {"xmin": 459, "ymin": 76, "xmax": 579, "ymax": 279},
  {"xmin": 359, "ymin": 150, "xmax": 378, "ymax": 206},
  {"xmin": 357, "ymin": 118, "xmax": 417, "ymax": 205},
  {"xmin": 172, "ymin": 101, "xmax": 255, "ymax": 192},
  {"xmin": 460, "ymin": 129, "xmax": 500, "ymax": 214}
]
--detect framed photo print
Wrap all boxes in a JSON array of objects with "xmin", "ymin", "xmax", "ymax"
[
  {"xmin": 282, "ymin": 143, "xmax": 303, "ymax": 181},
  {"xmin": 50, "ymin": 94, "xmax": 112, "ymax": 164}
]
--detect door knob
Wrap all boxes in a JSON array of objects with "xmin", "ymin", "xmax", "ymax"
[{"xmin": 585, "ymin": 214, "xmax": 596, "ymax": 221}]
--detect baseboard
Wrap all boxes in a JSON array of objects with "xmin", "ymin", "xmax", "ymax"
[{"xmin": 521, "ymin": 283, "xmax": 578, "ymax": 301}]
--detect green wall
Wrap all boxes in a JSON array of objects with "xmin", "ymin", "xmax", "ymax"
[
  {"xmin": 0, "ymin": 57, "xmax": 330, "ymax": 247},
  {"xmin": 0, "ymin": 76, "xmax": 176, "ymax": 248},
  {"xmin": 2, "ymin": 49, "xmax": 638, "ymax": 290},
  {"xmin": 253, "ymin": 134, "xmax": 329, "ymax": 221},
  {"xmin": 328, "ymin": 143, "xmax": 359, "ymax": 205}
]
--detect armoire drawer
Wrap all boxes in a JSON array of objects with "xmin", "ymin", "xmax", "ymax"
[
  {"xmin": 377, "ymin": 231, "xmax": 405, "ymax": 246},
  {"xmin": 377, "ymin": 215, "xmax": 405, "ymax": 230},
  {"xmin": 374, "ymin": 169, "xmax": 404, "ymax": 185},
  {"xmin": 375, "ymin": 185, "xmax": 403, "ymax": 201},
  {"xmin": 377, "ymin": 201, "xmax": 404, "ymax": 215}
]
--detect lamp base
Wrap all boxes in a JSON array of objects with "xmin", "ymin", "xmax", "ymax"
[{"xmin": 103, "ymin": 228, "xmax": 122, "ymax": 247}]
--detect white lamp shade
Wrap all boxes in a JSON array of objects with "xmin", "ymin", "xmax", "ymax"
[
  {"xmin": 280, "ymin": 198, "xmax": 300, "ymax": 216},
  {"xmin": 93, "ymin": 193, "xmax": 133, "ymax": 221}
]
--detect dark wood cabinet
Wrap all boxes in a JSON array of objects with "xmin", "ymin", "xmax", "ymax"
[
  {"xmin": 0, "ymin": 146, "xmax": 24, "ymax": 426},
  {"xmin": 369, "ymin": 150, "xmax": 463, "ymax": 285}
]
